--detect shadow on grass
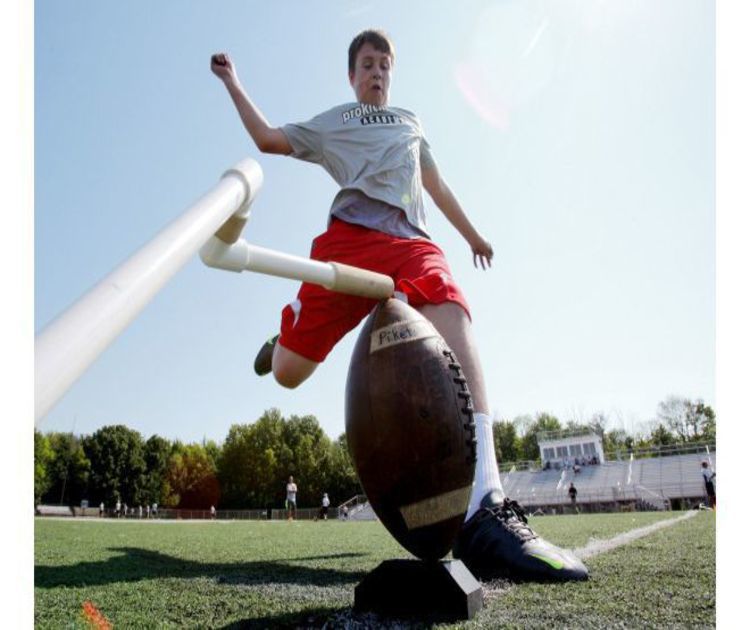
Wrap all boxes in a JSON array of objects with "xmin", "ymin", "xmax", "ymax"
[
  {"xmin": 35, "ymin": 547, "xmax": 369, "ymax": 589},
  {"xmin": 217, "ymin": 606, "xmax": 346, "ymax": 630},
  {"xmin": 216, "ymin": 606, "xmax": 441, "ymax": 630}
]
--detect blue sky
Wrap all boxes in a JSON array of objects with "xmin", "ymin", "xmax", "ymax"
[{"xmin": 34, "ymin": 0, "xmax": 715, "ymax": 444}]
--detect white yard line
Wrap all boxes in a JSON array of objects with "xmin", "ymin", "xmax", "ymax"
[{"xmin": 571, "ymin": 510, "xmax": 699, "ymax": 560}]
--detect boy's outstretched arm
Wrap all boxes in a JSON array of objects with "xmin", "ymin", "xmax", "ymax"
[
  {"xmin": 422, "ymin": 162, "xmax": 494, "ymax": 270},
  {"xmin": 211, "ymin": 53, "xmax": 292, "ymax": 155}
]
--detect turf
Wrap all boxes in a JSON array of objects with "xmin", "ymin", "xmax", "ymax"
[{"xmin": 34, "ymin": 511, "xmax": 714, "ymax": 628}]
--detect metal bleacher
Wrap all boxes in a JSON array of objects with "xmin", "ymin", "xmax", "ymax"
[
  {"xmin": 338, "ymin": 494, "xmax": 377, "ymax": 521},
  {"xmin": 500, "ymin": 448, "xmax": 715, "ymax": 512}
]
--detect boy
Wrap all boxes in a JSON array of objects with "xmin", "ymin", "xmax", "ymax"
[
  {"xmin": 286, "ymin": 476, "xmax": 298, "ymax": 521},
  {"xmin": 211, "ymin": 29, "xmax": 587, "ymax": 581},
  {"xmin": 319, "ymin": 493, "xmax": 330, "ymax": 521},
  {"xmin": 701, "ymin": 461, "xmax": 716, "ymax": 509}
]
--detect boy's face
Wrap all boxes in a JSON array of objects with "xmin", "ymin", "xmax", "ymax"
[{"xmin": 349, "ymin": 42, "xmax": 392, "ymax": 106}]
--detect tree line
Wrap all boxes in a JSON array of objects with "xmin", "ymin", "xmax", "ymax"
[
  {"xmin": 34, "ymin": 408, "xmax": 360, "ymax": 511},
  {"xmin": 34, "ymin": 396, "xmax": 714, "ymax": 510},
  {"xmin": 492, "ymin": 396, "xmax": 715, "ymax": 463}
]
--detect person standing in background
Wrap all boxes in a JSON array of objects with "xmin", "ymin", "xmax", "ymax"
[
  {"xmin": 701, "ymin": 461, "xmax": 716, "ymax": 509},
  {"xmin": 286, "ymin": 476, "xmax": 298, "ymax": 521}
]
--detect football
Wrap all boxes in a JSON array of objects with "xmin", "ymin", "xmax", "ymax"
[{"xmin": 345, "ymin": 298, "xmax": 477, "ymax": 561}]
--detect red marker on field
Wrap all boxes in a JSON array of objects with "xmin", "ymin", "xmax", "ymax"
[{"xmin": 82, "ymin": 601, "xmax": 112, "ymax": 630}]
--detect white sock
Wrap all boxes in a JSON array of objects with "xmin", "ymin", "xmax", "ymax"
[{"xmin": 465, "ymin": 412, "xmax": 505, "ymax": 521}]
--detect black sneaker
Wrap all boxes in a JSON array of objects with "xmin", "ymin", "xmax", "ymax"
[
  {"xmin": 452, "ymin": 491, "xmax": 589, "ymax": 582},
  {"xmin": 253, "ymin": 334, "xmax": 279, "ymax": 376}
]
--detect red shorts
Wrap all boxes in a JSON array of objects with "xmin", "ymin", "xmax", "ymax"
[{"xmin": 279, "ymin": 219, "xmax": 471, "ymax": 362}]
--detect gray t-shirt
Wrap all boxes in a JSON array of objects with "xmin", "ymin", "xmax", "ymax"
[{"xmin": 282, "ymin": 102, "xmax": 435, "ymax": 238}]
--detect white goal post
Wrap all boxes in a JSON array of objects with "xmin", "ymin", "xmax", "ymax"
[{"xmin": 35, "ymin": 159, "xmax": 394, "ymax": 423}]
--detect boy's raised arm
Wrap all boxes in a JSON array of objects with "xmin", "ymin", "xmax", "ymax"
[
  {"xmin": 211, "ymin": 53, "xmax": 292, "ymax": 155},
  {"xmin": 421, "ymin": 161, "xmax": 494, "ymax": 270}
]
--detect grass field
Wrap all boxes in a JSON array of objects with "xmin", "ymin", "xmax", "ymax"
[{"xmin": 35, "ymin": 510, "xmax": 715, "ymax": 628}]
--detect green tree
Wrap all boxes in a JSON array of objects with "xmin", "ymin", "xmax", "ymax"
[
  {"xmin": 250, "ymin": 409, "xmax": 289, "ymax": 507},
  {"xmin": 512, "ymin": 414, "xmax": 534, "ymax": 437},
  {"xmin": 143, "ymin": 435, "xmax": 172, "ymax": 506},
  {"xmin": 657, "ymin": 396, "xmax": 691, "ymax": 442},
  {"xmin": 43, "ymin": 432, "xmax": 91, "ymax": 506},
  {"xmin": 203, "ymin": 439, "xmax": 222, "ymax": 467},
  {"xmin": 632, "ymin": 433, "xmax": 653, "ymax": 452},
  {"xmin": 697, "ymin": 403, "xmax": 716, "ymax": 443},
  {"xmin": 218, "ymin": 409, "xmax": 342, "ymax": 509},
  {"xmin": 34, "ymin": 430, "xmax": 54, "ymax": 505},
  {"xmin": 165, "ymin": 443, "xmax": 220, "ymax": 509},
  {"xmin": 687, "ymin": 400, "xmax": 716, "ymax": 443},
  {"xmin": 564, "ymin": 420, "xmax": 589, "ymax": 433},
  {"xmin": 604, "ymin": 428, "xmax": 632, "ymax": 459},
  {"xmin": 656, "ymin": 397, "xmax": 715, "ymax": 443},
  {"xmin": 325, "ymin": 433, "xmax": 362, "ymax": 506},
  {"xmin": 82, "ymin": 425, "xmax": 146, "ymax": 507},
  {"xmin": 281, "ymin": 414, "xmax": 331, "ymax": 507},
  {"xmin": 649, "ymin": 423, "xmax": 677, "ymax": 449},
  {"xmin": 519, "ymin": 413, "xmax": 562, "ymax": 461},
  {"xmin": 218, "ymin": 410, "xmax": 287, "ymax": 509},
  {"xmin": 493, "ymin": 420, "xmax": 518, "ymax": 463},
  {"xmin": 217, "ymin": 423, "xmax": 254, "ymax": 508},
  {"xmin": 587, "ymin": 412, "xmax": 608, "ymax": 440}
]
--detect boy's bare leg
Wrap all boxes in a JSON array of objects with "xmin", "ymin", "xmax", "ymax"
[
  {"xmin": 272, "ymin": 302, "xmax": 486, "ymax": 403},
  {"xmin": 415, "ymin": 302, "xmax": 489, "ymax": 415},
  {"xmin": 272, "ymin": 344, "xmax": 319, "ymax": 389},
  {"xmin": 416, "ymin": 301, "xmax": 504, "ymax": 517},
  {"xmin": 419, "ymin": 301, "xmax": 587, "ymax": 580}
]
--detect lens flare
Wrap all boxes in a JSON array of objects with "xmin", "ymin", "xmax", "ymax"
[{"xmin": 455, "ymin": 1, "xmax": 562, "ymax": 130}]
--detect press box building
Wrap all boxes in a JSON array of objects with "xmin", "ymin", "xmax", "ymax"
[{"xmin": 537, "ymin": 429, "xmax": 605, "ymax": 466}]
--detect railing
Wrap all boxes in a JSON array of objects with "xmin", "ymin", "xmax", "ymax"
[
  {"xmin": 499, "ymin": 442, "xmax": 716, "ymax": 471},
  {"xmin": 604, "ymin": 442, "xmax": 715, "ymax": 461},
  {"xmin": 537, "ymin": 429, "xmax": 600, "ymax": 442},
  {"xmin": 499, "ymin": 460, "xmax": 539, "ymax": 473},
  {"xmin": 504, "ymin": 478, "xmax": 707, "ymax": 507},
  {"xmin": 337, "ymin": 494, "xmax": 369, "ymax": 516},
  {"xmin": 55, "ymin": 507, "xmax": 344, "ymax": 521},
  {"xmin": 632, "ymin": 485, "xmax": 670, "ymax": 511}
]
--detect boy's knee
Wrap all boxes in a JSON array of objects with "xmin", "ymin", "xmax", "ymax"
[
  {"xmin": 272, "ymin": 364, "xmax": 305, "ymax": 389},
  {"xmin": 271, "ymin": 347, "xmax": 318, "ymax": 389}
]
